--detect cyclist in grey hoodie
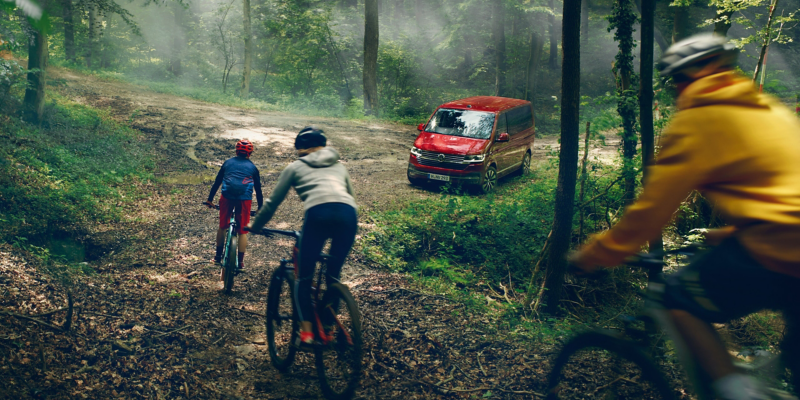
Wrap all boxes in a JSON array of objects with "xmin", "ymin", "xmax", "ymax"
[{"xmin": 248, "ymin": 126, "xmax": 357, "ymax": 345}]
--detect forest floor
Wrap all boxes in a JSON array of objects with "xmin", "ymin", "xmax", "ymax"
[{"xmin": 1, "ymin": 67, "xmax": 636, "ymax": 399}]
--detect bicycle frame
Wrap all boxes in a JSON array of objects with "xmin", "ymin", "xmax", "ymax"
[
  {"xmin": 624, "ymin": 249, "xmax": 786, "ymax": 400},
  {"xmin": 255, "ymin": 227, "xmax": 354, "ymax": 347},
  {"xmin": 639, "ymin": 282, "xmax": 717, "ymax": 399}
]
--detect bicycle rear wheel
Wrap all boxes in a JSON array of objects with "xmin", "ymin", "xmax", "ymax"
[
  {"xmin": 315, "ymin": 283, "xmax": 363, "ymax": 400},
  {"xmin": 266, "ymin": 268, "xmax": 297, "ymax": 371},
  {"xmin": 221, "ymin": 233, "xmax": 237, "ymax": 295},
  {"xmin": 546, "ymin": 331, "xmax": 676, "ymax": 400}
]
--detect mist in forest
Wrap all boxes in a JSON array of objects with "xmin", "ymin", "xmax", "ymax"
[{"xmin": 9, "ymin": 0, "xmax": 793, "ymax": 130}]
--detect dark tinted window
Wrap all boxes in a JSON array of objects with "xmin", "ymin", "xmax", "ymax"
[
  {"xmin": 507, "ymin": 106, "xmax": 533, "ymax": 135},
  {"xmin": 496, "ymin": 113, "xmax": 508, "ymax": 136}
]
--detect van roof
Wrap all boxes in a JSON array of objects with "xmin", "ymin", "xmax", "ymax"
[{"xmin": 439, "ymin": 96, "xmax": 530, "ymax": 113}]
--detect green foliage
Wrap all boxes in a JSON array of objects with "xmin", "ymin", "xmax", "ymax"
[
  {"xmin": 12, "ymin": 238, "xmax": 94, "ymax": 286},
  {"xmin": 0, "ymin": 91, "xmax": 155, "ymax": 242},
  {"xmin": 362, "ymin": 171, "xmax": 556, "ymax": 291}
]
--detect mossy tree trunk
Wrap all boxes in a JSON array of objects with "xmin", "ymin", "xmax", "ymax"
[
  {"xmin": 23, "ymin": 25, "xmax": 48, "ymax": 124},
  {"xmin": 609, "ymin": 0, "xmax": 639, "ymax": 205}
]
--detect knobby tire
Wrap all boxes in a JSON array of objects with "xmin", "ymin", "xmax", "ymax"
[
  {"xmin": 266, "ymin": 268, "xmax": 297, "ymax": 372},
  {"xmin": 315, "ymin": 283, "xmax": 363, "ymax": 400},
  {"xmin": 222, "ymin": 231, "xmax": 237, "ymax": 295},
  {"xmin": 546, "ymin": 331, "xmax": 676, "ymax": 400}
]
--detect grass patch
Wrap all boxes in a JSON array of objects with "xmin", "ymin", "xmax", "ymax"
[
  {"xmin": 361, "ymin": 171, "xmax": 556, "ymax": 288},
  {"xmin": 0, "ymin": 90, "xmax": 156, "ymax": 241}
]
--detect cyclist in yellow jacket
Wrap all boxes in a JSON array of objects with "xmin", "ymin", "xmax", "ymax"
[{"xmin": 570, "ymin": 34, "xmax": 800, "ymax": 400}]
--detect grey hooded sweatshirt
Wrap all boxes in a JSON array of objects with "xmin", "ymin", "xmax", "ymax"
[{"xmin": 250, "ymin": 147, "xmax": 356, "ymax": 230}]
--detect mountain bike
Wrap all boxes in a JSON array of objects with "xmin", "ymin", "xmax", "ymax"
[
  {"xmin": 246, "ymin": 227, "xmax": 363, "ymax": 400},
  {"xmin": 545, "ymin": 245, "xmax": 797, "ymax": 400},
  {"xmin": 205, "ymin": 203, "xmax": 257, "ymax": 295}
]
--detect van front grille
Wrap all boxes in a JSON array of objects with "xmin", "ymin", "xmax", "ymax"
[
  {"xmin": 416, "ymin": 150, "xmax": 469, "ymax": 170},
  {"xmin": 417, "ymin": 150, "xmax": 465, "ymax": 163}
]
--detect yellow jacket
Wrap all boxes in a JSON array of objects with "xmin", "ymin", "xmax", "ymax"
[{"xmin": 581, "ymin": 71, "xmax": 800, "ymax": 277}]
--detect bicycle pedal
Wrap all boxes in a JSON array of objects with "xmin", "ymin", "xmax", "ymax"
[{"xmin": 293, "ymin": 340, "xmax": 317, "ymax": 352}]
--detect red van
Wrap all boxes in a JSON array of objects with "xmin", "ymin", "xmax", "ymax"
[{"xmin": 407, "ymin": 96, "xmax": 535, "ymax": 193}]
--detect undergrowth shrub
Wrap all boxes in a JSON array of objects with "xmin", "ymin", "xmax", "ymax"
[
  {"xmin": 0, "ymin": 91, "xmax": 155, "ymax": 241},
  {"xmin": 362, "ymin": 173, "xmax": 556, "ymax": 290}
]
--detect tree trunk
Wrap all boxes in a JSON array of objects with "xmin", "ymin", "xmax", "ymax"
[
  {"xmin": 633, "ymin": 0, "xmax": 668, "ymax": 52},
  {"xmin": 492, "ymin": 0, "xmax": 506, "ymax": 97},
  {"xmin": 671, "ymin": 3, "xmax": 690, "ymax": 44},
  {"xmin": 752, "ymin": 0, "xmax": 779, "ymax": 83},
  {"xmin": 639, "ymin": 0, "xmax": 663, "ymax": 269},
  {"xmin": 714, "ymin": 9, "xmax": 735, "ymax": 36},
  {"xmin": 62, "ymin": 0, "xmax": 75, "ymax": 62},
  {"xmin": 168, "ymin": 2, "xmax": 183, "ymax": 76},
  {"xmin": 23, "ymin": 25, "xmax": 48, "ymax": 124},
  {"xmin": 543, "ymin": 0, "xmax": 581, "ymax": 316},
  {"xmin": 363, "ymin": 0, "xmax": 379, "ymax": 116},
  {"xmin": 548, "ymin": 0, "xmax": 558, "ymax": 69},
  {"xmin": 615, "ymin": 0, "xmax": 638, "ymax": 205},
  {"xmin": 240, "ymin": 0, "xmax": 252, "ymax": 97},
  {"xmin": 525, "ymin": 28, "xmax": 543, "ymax": 103},
  {"xmin": 86, "ymin": 3, "xmax": 98, "ymax": 68},
  {"xmin": 581, "ymin": 0, "xmax": 588, "ymax": 47}
]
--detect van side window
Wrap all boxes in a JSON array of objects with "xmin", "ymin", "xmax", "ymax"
[
  {"xmin": 507, "ymin": 106, "xmax": 533, "ymax": 135},
  {"xmin": 496, "ymin": 113, "xmax": 508, "ymax": 136}
]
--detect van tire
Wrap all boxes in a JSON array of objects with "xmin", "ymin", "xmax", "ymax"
[
  {"xmin": 515, "ymin": 152, "xmax": 532, "ymax": 177},
  {"xmin": 478, "ymin": 166, "xmax": 498, "ymax": 194}
]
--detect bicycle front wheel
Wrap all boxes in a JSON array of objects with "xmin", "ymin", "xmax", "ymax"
[
  {"xmin": 221, "ymin": 234, "xmax": 237, "ymax": 295},
  {"xmin": 546, "ymin": 331, "xmax": 676, "ymax": 400},
  {"xmin": 315, "ymin": 283, "xmax": 363, "ymax": 400},
  {"xmin": 266, "ymin": 268, "xmax": 297, "ymax": 372}
]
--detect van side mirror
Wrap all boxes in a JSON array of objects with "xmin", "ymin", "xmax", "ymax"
[
  {"xmin": 496, "ymin": 132, "xmax": 510, "ymax": 142},
  {"xmin": 417, "ymin": 123, "xmax": 425, "ymax": 131}
]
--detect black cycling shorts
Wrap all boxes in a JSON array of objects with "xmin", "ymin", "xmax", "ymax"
[{"xmin": 663, "ymin": 237, "xmax": 800, "ymax": 323}]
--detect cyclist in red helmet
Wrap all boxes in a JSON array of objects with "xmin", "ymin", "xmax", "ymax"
[{"xmin": 204, "ymin": 139, "xmax": 263, "ymax": 270}]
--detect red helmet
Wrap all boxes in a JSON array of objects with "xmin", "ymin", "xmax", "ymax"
[{"xmin": 236, "ymin": 140, "xmax": 254, "ymax": 157}]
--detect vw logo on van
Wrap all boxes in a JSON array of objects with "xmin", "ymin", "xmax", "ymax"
[{"xmin": 437, "ymin": 154, "xmax": 445, "ymax": 162}]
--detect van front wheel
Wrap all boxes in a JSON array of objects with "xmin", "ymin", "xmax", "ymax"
[{"xmin": 479, "ymin": 166, "xmax": 498, "ymax": 194}]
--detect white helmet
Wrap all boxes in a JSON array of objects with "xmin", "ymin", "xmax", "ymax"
[{"xmin": 657, "ymin": 34, "xmax": 738, "ymax": 80}]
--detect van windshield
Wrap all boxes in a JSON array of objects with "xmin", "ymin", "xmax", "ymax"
[{"xmin": 425, "ymin": 109, "xmax": 495, "ymax": 140}]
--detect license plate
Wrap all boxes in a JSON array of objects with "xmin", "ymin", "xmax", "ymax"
[{"xmin": 428, "ymin": 173, "xmax": 450, "ymax": 182}]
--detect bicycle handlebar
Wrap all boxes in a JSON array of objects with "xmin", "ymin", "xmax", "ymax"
[
  {"xmin": 568, "ymin": 243, "xmax": 703, "ymax": 279},
  {"xmin": 203, "ymin": 202, "xmax": 257, "ymax": 216}
]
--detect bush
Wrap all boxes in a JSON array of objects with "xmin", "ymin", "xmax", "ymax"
[
  {"xmin": 361, "ymin": 172, "xmax": 556, "ymax": 290},
  {"xmin": 0, "ymin": 92, "xmax": 155, "ymax": 241}
]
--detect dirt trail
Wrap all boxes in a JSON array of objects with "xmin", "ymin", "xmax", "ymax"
[{"xmin": 0, "ymin": 68, "xmax": 625, "ymax": 399}]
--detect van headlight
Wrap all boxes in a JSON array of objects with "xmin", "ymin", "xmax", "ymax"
[
  {"xmin": 410, "ymin": 147, "xmax": 422, "ymax": 157},
  {"xmin": 464, "ymin": 154, "xmax": 485, "ymax": 163}
]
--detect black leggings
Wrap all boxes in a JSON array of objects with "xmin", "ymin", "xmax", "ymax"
[{"xmin": 294, "ymin": 202, "xmax": 358, "ymax": 324}]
